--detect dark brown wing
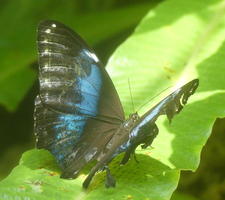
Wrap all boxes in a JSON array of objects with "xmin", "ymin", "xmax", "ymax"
[{"xmin": 34, "ymin": 20, "xmax": 124, "ymax": 176}]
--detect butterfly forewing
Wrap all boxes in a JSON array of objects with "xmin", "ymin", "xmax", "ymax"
[
  {"xmin": 34, "ymin": 20, "xmax": 124, "ymax": 174},
  {"xmin": 118, "ymin": 79, "xmax": 199, "ymax": 164},
  {"xmin": 141, "ymin": 79, "xmax": 199, "ymax": 122}
]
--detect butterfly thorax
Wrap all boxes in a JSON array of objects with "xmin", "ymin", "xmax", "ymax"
[{"xmin": 95, "ymin": 113, "xmax": 139, "ymax": 161}]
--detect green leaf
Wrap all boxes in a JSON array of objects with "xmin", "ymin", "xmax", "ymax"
[
  {"xmin": 1, "ymin": 0, "xmax": 225, "ymax": 199},
  {"xmin": 107, "ymin": 0, "xmax": 225, "ymax": 171},
  {"xmin": 0, "ymin": 0, "xmax": 152, "ymax": 111},
  {"xmin": 0, "ymin": 149, "xmax": 179, "ymax": 200}
]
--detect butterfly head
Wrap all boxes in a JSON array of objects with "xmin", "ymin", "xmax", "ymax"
[
  {"xmin": 123, "ymin": 112, "xmax": 140, "ymax": 130},
  {"xmin": 129, "ymin": 112, "xmax": 139, "ymax": 122},
  {"xmin": 122, "ymin": 113, "xmax": 139, "ymax": 130}
]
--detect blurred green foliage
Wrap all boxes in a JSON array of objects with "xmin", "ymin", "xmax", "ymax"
[{"xmin": 0, "ymin": 0, "xmax": 225, "ymax": 200}]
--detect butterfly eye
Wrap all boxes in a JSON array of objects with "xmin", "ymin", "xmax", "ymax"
[{"xmin": 132, "ymin": 113, "xmax": 139, "ymax": 121}]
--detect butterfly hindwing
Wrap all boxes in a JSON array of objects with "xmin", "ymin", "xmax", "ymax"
[
  {"xmin": 119, "ymin": 79, "xmax": 199, "ymax": 164},
  {"xmin": 34, "ymin": 20, "xmax": 124, "ymax": 174}
]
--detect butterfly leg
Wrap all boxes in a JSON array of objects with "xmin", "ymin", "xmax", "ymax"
[
  {"xmin": 120, "ymin": 145, "xmax": 137, "ymax": 165},
  {"xmin": 120, "ymin": 148, "xmax": 132, "ymax": 165},
  {"xmin": 82, "ymin": 164, "xmax": 116, "ymax": 188},
  {"xmin": 83, "ymin": 168, "xmax": 97, "ymax": 188},
  {"xmin": 104, "ymin": 165, "xmax": 116, "ymax": 188}
]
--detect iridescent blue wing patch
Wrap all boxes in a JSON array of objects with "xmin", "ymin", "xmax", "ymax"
[{"xmin": 34, "ymin": 20, "xmax": 125, "ymax": 175}]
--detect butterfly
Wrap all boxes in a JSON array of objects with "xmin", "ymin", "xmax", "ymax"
[{"xmin": 34, "ymin": 20, "xmax": 199, "ymax": 188}]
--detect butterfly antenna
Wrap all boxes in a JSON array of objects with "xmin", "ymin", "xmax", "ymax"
[
  {"xmin": 137, "ymin": 85, "xmax": 172, "ymax": 112},
  {"xmin": 128, "ymin": 78, "xmax": 135, "ymax": 113}
]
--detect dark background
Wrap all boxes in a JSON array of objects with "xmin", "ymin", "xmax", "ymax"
[{"xmin": 0, "ymin": 1, "xmax": 224, "ymax": 200}]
